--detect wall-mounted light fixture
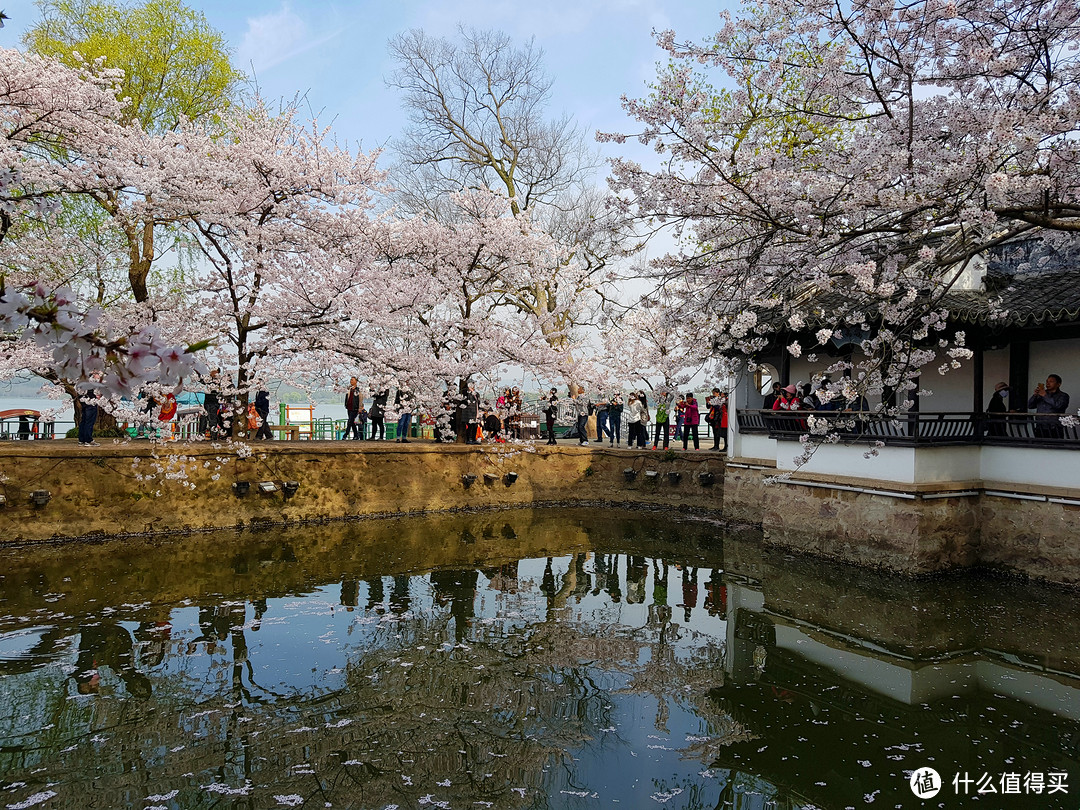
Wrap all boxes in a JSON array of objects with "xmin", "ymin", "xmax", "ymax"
[
  {"xmin": 30, "ymin": 489, "xmax": 51, "ymax": 507},
  {"xmin": 0, "ymin": 493, "xmax": 6, "ymax": 507},
  {"xmin": 698, "ymin": 471, "xmax": 715, "ymax": 486},
  {"xmin": 503, "ymin": 471, "xmax": 518, "ymax": 486},
  {"xmin": 667, "ymin": 471, "xmax": 682, "ymax": 485},
  {"xmin": 283, "ymin": 481, "xmax": 300, "ymax": 498},
  {"xmin": 483, "ymin": 472, "xmax": 498, "ymax": 485},
  {"xmin": 257, "ymin": 481, "xmax": 277, "ymax": 494},
  {"xmin": 462, "ymin": 474, "xmax": 477, "ymax": 488},
  {"xmin": 644, "ymin": 470, "xmax": 659, "ymax": 481},
  {"xmin": 232, "ymin": 481, "xmax": 250, "ymax": 497},
  {"xmin": 623, "ymin": 468, "xmax": 637, "ymax": 482}
]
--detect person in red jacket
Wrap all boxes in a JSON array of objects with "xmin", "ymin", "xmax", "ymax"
[
  {"xmin": 772, "ymin": 384, "xmax": 799, "ymax": 410},
  {"xmin": 706, "ymin": 388, "xmax": 727, "ymax": 451}
]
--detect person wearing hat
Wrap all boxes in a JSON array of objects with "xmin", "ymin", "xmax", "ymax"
[
  {"xmin": 543, "ymin": 387, "xmax": 559, "ymax": 445},
  {"xmin": 986, "ymin": 381, "xmax": 1009, "ymax": 437},
  {"xmin": 772, "ymin": 384, "xmax": 799, "ymax": 411}
]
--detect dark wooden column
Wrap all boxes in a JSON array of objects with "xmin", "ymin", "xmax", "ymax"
[
  {"xmin": 972, "ymin": 332, "xmax": 984, "ymax": 413},
  {"xmin": 1010, "ymin": 340, "xmax": 1029, "ymax": 411}
]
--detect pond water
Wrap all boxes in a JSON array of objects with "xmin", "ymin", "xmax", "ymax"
[{"xmin": 0, "ymin": 508, "xmax": 1078, "ymax": 809}]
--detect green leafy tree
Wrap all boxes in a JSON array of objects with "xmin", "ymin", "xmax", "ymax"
[
  {"xmin": 25, "ymin": 0, "xmax": 242, "ymax": 132},
  {"xmin": 24, "ymin": 0, "xmax": 243, "ymax": 305}
]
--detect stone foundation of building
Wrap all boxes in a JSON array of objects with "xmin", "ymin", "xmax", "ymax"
[{"xmin": 724, "ymin": 459, "xmax": 1080, "ymax": 585}]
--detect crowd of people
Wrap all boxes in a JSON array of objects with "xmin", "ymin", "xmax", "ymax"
[
  {"xmin": 68, "ymin": 369, "xmax": 1073, "ymax": 447},
  {"xmin": 335, "ymin": 380, "xmax": 730, "ymax": 450},
  {"xmin": 760, "ymin": 374, "xmax": 1071, "ymax": 425},
  {"xmin": 568, "ymin": 385, "xmax": 728, "ymax": 451},
  {"xmin": 761, "ymin": 379, "xmax": 868, "ymax": 413}
]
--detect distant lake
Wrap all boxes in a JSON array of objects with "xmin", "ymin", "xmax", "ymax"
[
  {"xmin": 0, "ymin": 397, "xmax": 349, "ymax": 435},
  {"xmin": 0, "ymin": 397, "xmax": 73, "ymax": 422}
]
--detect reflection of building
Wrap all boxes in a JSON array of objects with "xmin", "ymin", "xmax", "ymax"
[
  {"xmin": 715, "ymin": 544, "xmax": 1080, "ymax": 809},
  {"xmin": 725, "ymin": 239, "xmax": 1080, "ymax": 584}
]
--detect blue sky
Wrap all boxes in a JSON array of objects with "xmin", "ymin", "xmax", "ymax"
[{"xmin": 1, "ymin": 0, "xmax": 732, "ymax": 167}]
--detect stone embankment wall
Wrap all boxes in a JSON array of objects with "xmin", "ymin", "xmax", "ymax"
[
  {"xmin": 0, "ymin": 442, "xmax": 725, "ymax": 544},
  {"xmin": 725, "ymin": 462, "xmax": 1080, "ymax": 585},
  {"xmin": 8, "ymin": 440, "xmax": 1076, "ymax": 586}
]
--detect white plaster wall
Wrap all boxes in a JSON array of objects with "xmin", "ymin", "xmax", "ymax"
[
  {"xmin": 732, "ymin": 364, "xmax": 777, "ymax": 462},
  {"xmin": 737, "ymin": 433, "xmax": 778, "ymax": 463},
  {"xmin": 920, "ymin": 360, "xmax": 974, "ymax": 412},
  {"xmin": 767, "ymin": 442, "xmax": 1077, "ymax": 488},
  {"xmin": 1029, "ymin": 338, "xmax": 1080, "ymax": 408},
  {"xmin": 775, "ymin": 442, "xmax": 917, "ymax": 483},
  {"xmin": 952, "ymin": 252, "xmax": 987, "ymax": 290},
  {"xmin": 788, "ymin": 357, "xmax": 817, "ymax": 390},
  {"xmin": 747, "ymin": 361, "xmax": 779, "ymax": 408},
  {"xmin": 912, "ymin": 446, "xmax": 982, "ymax": 483},
  {"xmin": 979, "ymin": 445, "xmax": 1080, "ymax": 489}
]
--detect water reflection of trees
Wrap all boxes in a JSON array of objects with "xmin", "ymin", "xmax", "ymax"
[
  {"xmin": 312, "ymin": 554, "xmax": 731, "ymax": 807},
  {"xmin": 0, "ymin": 510, "xmax": 735, "ymax": 808},
  {"xmin": 8, "ymin": 508, "xmax": 1077, "ymax": 808}
]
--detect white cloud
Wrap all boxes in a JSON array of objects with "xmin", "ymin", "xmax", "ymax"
[{"xmin": 238, "ymin": 3, "xmax": 340, "ymax": 74}]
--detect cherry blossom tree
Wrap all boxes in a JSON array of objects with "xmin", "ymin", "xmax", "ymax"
[
  {"xmin": 0, "ymin": 44, "xmax": 579, "ymax": 438},
  {"xmin": 152, "ymin": 97, "xmax": 383, "ymax": 434},
  {"xmin": 600, "ymin": 290, "xmax": 708, "ymax": 394},
  {"xmin": 602, "ymin": 0, "xmax": 1080, "ymax": 410},
  {"xmin": 315, "ymin": 189, "xmax": 573, "ymax": 436},
  {"xmin": 25, "ymin": 0, "xmax": 243, "ymax": 305},
  {"xmin": 10, "ymin": 0, "xmax": 241, "ymax": 426},
  {"xmin": 0, "ymin": 48, "xmax": 204, "ymax": 400}
]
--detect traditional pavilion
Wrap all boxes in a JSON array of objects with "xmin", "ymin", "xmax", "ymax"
[{"xmin": 723, "ymin": 237, "xmax": 1080, "ymax": 584}]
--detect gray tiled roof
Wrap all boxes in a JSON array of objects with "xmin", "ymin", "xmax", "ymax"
[{"xmin": 947, "ymin": 238, "xmax": 1080, "ymax": 327}]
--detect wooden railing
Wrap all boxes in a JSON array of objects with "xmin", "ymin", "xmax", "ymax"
[{"xmin": 736, "ymin": 410, "xmax": 1080, "ymax": 448}]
